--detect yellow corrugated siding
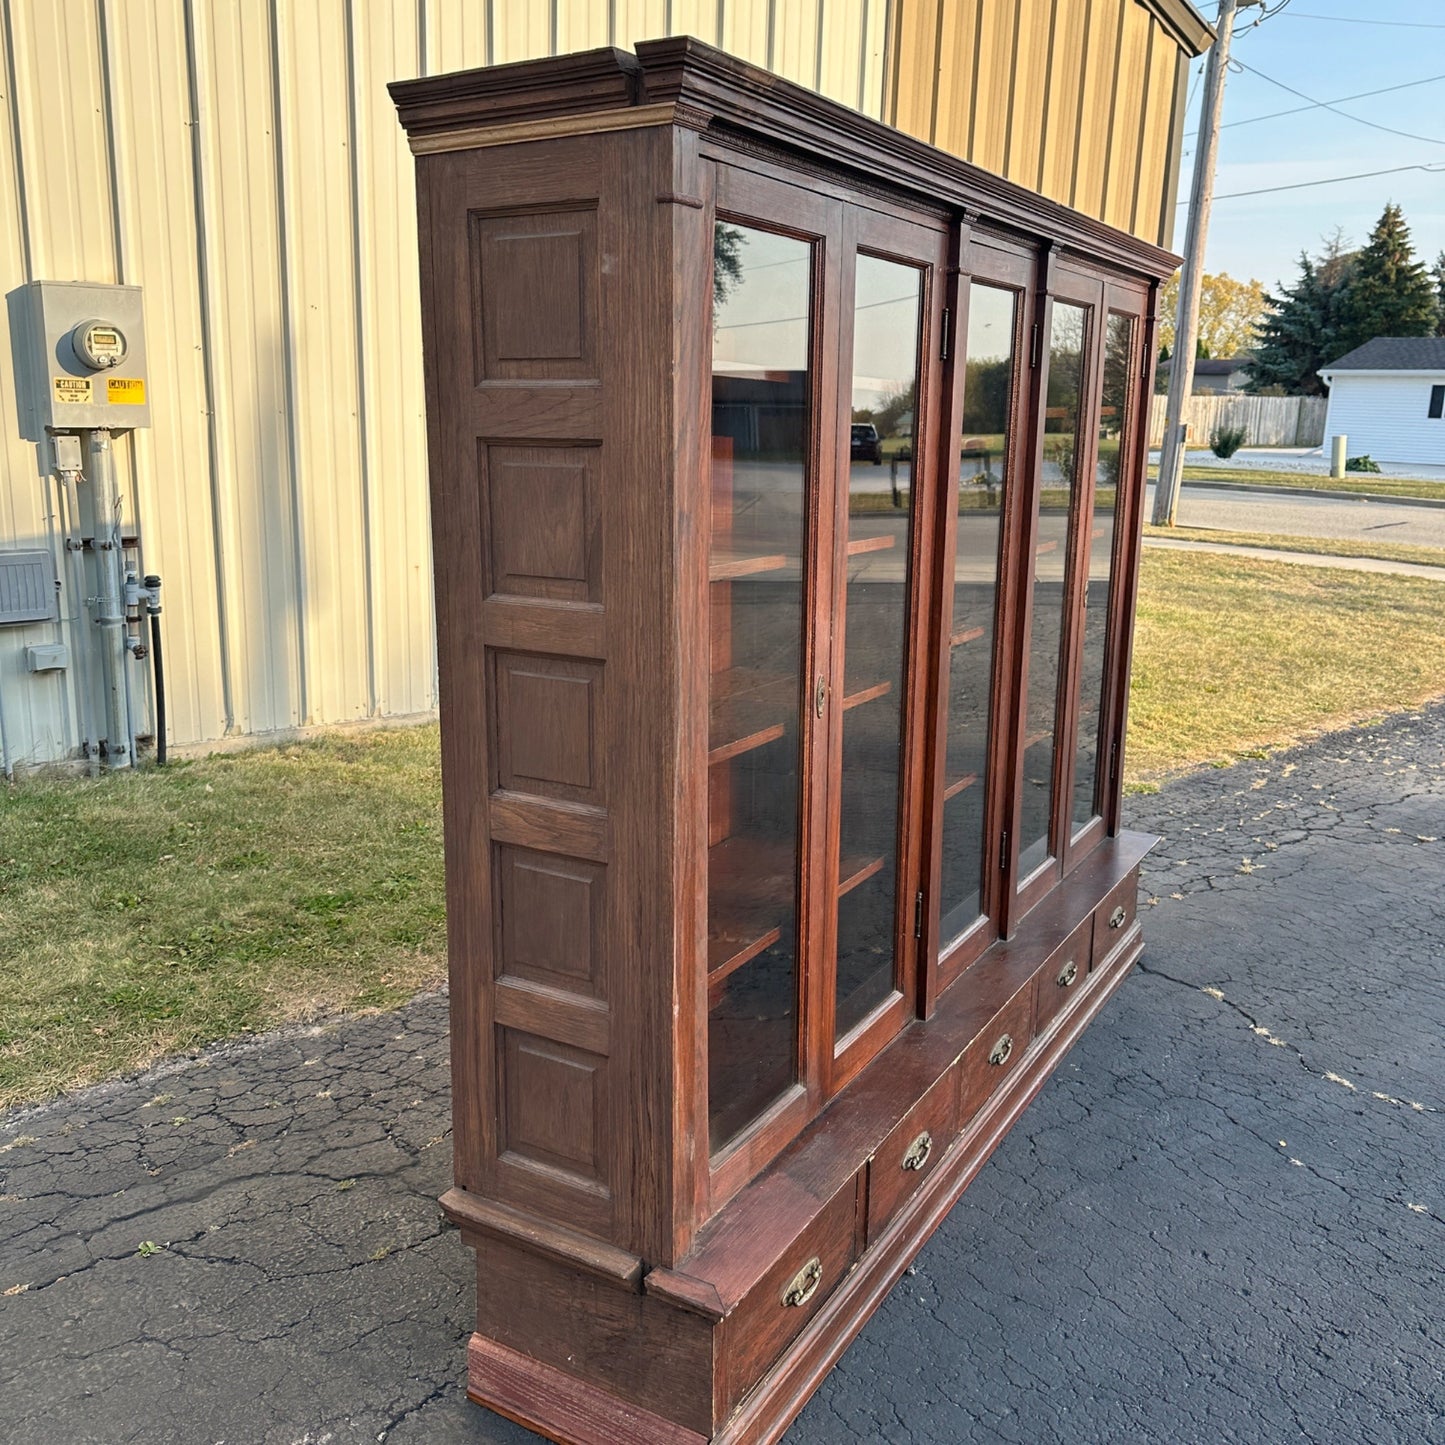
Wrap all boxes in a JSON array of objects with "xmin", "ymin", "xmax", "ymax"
[
  {"xmin": 1102, "ymin": 0, "xmax": 1151, "ymax": 231},
  {"xmin": 1005, "ymin": 0, "xmax": 1051, "ymax": 189},
  {"xmin": 1039, "ymin": 0, "xmax": 1089, "ymax": 208},
  {"xmin": 0, "ymin": 0, "xmax": 894, "ymax": 768},
  {"xmin": 1137, "ymin": 26, "xmax": 1180, "ymax": 246},
  {"xmin": 969, "ymin": 0, "xmax": 1016, "ymax": 176}
]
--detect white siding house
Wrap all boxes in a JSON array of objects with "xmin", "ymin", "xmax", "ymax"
[{"xmin": 1319, "ymin": 337, "xmax": 1445, "ymax": 468}]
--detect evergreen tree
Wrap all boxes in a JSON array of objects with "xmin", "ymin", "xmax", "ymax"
[
  {"xmin": 1434, "ymin": 251, "xmax": 1445, "ymax": 338},
  {"xmin": 1335, "ymin": 203, "xmax": 1436, "ymax": 352},
  {"xmin": 1244, "ymin": 252, "xmax": 1352, "ymax": 397}
]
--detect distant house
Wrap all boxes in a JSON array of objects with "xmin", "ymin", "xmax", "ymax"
[
  {"xmin": 1158, "ymin": 355, "xmax": 1252, "ymax": 394},
  {"xmin": 1319, "ymin": 338, "xmax": 1445, "ymax": 467}
]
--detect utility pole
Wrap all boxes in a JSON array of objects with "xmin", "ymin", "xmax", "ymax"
[{"xmin": 1152, "ymin": 0, "xmax": 1256, "ymax": 526}]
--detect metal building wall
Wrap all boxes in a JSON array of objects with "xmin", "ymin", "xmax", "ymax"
[{"xmin": 0, "ymin": 0, "xmax": 893, "ymax": 771}]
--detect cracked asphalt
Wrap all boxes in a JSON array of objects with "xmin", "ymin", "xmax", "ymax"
[{"xmin": 3, "ymin": 702, "xmax": 1442, "ymax": 1445}]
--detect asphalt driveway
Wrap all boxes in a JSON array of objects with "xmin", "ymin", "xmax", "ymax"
[{"xmin": 2, "ymin": 703, "xmax": 1442, "ymax": 1444}]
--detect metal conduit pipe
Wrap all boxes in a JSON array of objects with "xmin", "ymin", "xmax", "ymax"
[
  {"xmin": 58, "ymin": 463, "xmax": 102, "ymax": 777},
  {"xmin": 144, "ymin": 574, "xmax": 165, "ymax": 766},
  {"xmin": 83, "ymin": 429, "xmax": 131, "ymax": 770}
]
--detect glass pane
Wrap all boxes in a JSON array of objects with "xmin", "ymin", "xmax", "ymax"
[
  {"xmin": 707, "ymin": 223, "xmax": 812, "ymax": 1153},
  {"xmin": 1018, "ymin": 301, "xmax": 1088, "ymax": 881},
  {"xmin": 1072, "ymin": 313, "xmax": 1134, "ymax": 834},
  {"xmin": 938, "ymin": 284, "xmax": 1014, "ymax": 945},
  {"xmin": 833, "ymin": 254, "xmax": 923, "ymax": 1041}
]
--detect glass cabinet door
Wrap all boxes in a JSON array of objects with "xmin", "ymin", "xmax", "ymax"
[
  {"xmin": 1070, "ymin": 312, "xmax": 1137, "ymax": 840},
  {"xmin": 829, "ymin": 250, "xmax": 925, "ymax": 1048},
  {"xmin": 1016, "ymin": 299, "xmax": 1090, "ymax": 886},
  {"xmin": 937, "ymin": 280, "xmax": 1018, "ymax": 951},
  {"xmin": 706, "ymin": 220, "xmax": 814, "ymax": 1155}
]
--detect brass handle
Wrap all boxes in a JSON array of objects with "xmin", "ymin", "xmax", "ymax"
[
  {"xmin": 814, "ymin": 676, "xmax": 827, "ymax": 718},
  {"xmin": 1056, "ymin": 958, "xmax": 1078, "ymax": 988},
  {"xmin": 902, "ymin": 1131, "xmax": 933, "ymax": 1172},
  {"xmin": 782, "ymin": 1256, "xmax": 823, "ymax": 1308},
  {"xmin": 1108, "ymin": 904, "xmax": 1127, "ymax": 929},
  {"xmin": 988, "ymin": 1033, "xmax": 1014, "ymax": 1067}
]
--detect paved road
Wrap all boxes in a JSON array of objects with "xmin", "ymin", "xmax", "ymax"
[
  {"xmin": 1146, "ymin": 481, "xmax": 1445, "ymax": 548},
  {"xmin": 3, "ymin": 706, "xmax": 1443, "ymax": 1444}
]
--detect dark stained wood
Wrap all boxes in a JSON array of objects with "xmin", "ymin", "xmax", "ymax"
[{"xmin": 397, "ymin": 34, "xmax": 1172, "ymax": 1442}]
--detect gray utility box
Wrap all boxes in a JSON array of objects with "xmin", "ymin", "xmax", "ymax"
[
  {"xmin": 7, "ymin": 281, "xmax": 150, "ymax": 439},
  {"xmin": 0, "ymin": 549, "xmax": 58, "ymax": 625}
]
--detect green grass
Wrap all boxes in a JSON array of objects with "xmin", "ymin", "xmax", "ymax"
[
  {"xmin": 1143, "ymin": 525, "xmax": 1445, "ymax": 571},
  {"xmin": 0, "ymin": 726, "xmax": 445, "ymax": 1109},
  {"xmin": 1154, "ymin": 463, "xmax": 1445, "ymax": 503},
  {"xmin": 4, "ymin": 551, "xmax": 1445, "ymax": 1109},
  {"xmin": 1127, "ymin": 549, "xmax": 1445, "ymax": 778}
]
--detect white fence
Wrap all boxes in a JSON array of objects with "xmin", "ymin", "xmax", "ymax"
[{"xmin": 1148, "ymin": 394, "xmax": 1328, "ymax": 449}]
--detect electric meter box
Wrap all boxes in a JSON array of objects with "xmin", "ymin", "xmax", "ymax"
[{"xmin": 8, "ymin": 281, "xmax": 150, "ymax": 439}]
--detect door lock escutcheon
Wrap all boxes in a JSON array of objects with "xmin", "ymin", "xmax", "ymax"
[{"xmin": 814, "ymin": 675, "xmax": 827, "ymax": 718}]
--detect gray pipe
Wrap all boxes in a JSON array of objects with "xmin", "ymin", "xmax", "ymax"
[
  {"xmin": 0, "ymin": 663, "xmax": 13, "ymax": 780},
  {"xmin": 83, "ymin": 429, "xmax": 131, "ymax": 770},
  {"xmin": 59, "ymin": 464, "xmax": 102, "ymax": 777}
]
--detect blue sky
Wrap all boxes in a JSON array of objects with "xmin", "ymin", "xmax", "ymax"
[{"xmin": 1177, "ymin": 0, "xmax": 1445, "ymax": 292}]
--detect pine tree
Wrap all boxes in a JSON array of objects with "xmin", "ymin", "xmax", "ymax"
[
  {"xmin": 1244, "ymin": 252, "xmax": 1352, "ymax": 397},
  {"xmin": 1434, "ymin": 251, "xmax": 1445, "ymax": 339},
  {"xmin": 1335, "ymin": 203, "xmax": 1436, "ymax": 353}
]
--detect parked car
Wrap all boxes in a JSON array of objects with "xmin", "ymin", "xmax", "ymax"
[{"xmin": 851, "ymin": 422, "xmax": 884, "ymax": 464}]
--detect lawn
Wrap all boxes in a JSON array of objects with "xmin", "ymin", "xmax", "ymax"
[
  {"xmin": 1142, "ymin": 525, "xmax": 1445, "ymax": 571},
  {"xmin": 3, "ymin": 550, "xmax": 1444, "ymax": 1109}
]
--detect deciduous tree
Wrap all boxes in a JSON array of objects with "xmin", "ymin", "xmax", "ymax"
[{"xmin": 1158, "ymin": 271, "xmax": 1267, "ymax": 359}]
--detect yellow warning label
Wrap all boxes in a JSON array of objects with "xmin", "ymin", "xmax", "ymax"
[
  {"xmin": 106, "ymin": 376, "xmax": 146, "ymax": 405},
  {"xmin": 53, "ymin": 376, "xmax": 93, "ymax": 405}
]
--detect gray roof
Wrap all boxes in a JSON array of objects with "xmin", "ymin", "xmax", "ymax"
[{"xmin": 1322, "ymin": 337, "xmax": 1445, "ymax": 373}]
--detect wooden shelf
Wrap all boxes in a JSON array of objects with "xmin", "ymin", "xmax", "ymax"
[
  {"xmin": 950, "ymin": 624, "xmax": 984, "ymax": 648},
  {"xmin": 841, "ymin": 680, "xmax": 892, "ymax": 712},
  {"xmin": 707, "ymin": 836, "xmax": 795, "ymax": 1003},
  {"xmin": 942, "ymin": 770, "xmax": 978, "ymax": 802},
  {"xmin": 710, "ymin": 544, "xmax": 789, "ymax": 581},
  {"xmin": 709, "ymin": 668, "xmax": 794, "ymax": 765},
  {"xmin": 846, "ymin": 533, "xmax": 895, "ymax": 557},
  {"xmin": 708, "ymin": 918, "xmax": 784, "ymax": 1000},
  {"xmin": 838, "ymin": 853, "xmax": 885, "ymax": 898}
]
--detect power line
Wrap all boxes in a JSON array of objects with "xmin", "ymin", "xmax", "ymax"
[
  {"xmin": 1233, "ymin": 58, "xmax": 1445, "ymax": 146},
  {"xmin": 1221, "ymin": 71, "xmax": 1445, "ymax": 131},
  {"xmin": 1177, "ymin": 160, "xmax": 1445, "ymax": 202},
  {"xmin": 1274, "ymin": 10, "xmax": 1445, "ymax": 28}
]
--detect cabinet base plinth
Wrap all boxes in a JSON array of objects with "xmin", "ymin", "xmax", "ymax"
[{"xmin": 468, "ymin": 1334, "xmax": 708, "ymax": 1445}]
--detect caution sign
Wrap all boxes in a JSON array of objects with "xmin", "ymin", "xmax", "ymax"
[
  {"xmin": 106, "ymin": 376, "xmax": 146, "ymax": 405},
  {"xmin": 53, "ymin": 376, "xmax": 93, "ymax": 405}
]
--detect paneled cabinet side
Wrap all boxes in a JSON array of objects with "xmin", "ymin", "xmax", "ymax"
[{"xmin": 412, "ymin": 124, "xmax": 688, "ymax": 1265}]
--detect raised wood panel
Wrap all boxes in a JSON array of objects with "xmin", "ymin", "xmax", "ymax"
[
  {"xmin": 485, "ymin": 442, "xmax": 602, "ymax": 603},
  {"xmin": 493, "ymin": 651, "xmax": 604, "ymax": 802},
  {"xmin": 501, "ymin": 1027, "xmax": 610, "ymax": 1186},
  {"xmin": 497, "ymin": 844, "xmax": 606, "ymax": 997},
  {"xmin": 471, "ymin": 206, "xmax": 599, "ymax": 380}
]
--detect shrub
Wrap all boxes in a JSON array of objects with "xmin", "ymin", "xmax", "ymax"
[
  {"xmin": 1209, "ymin": 424, "xmax": 1248, "ymax": 459},
  {"xmin": 1345, "ymin": 454, "xmax": 1382, "ymax": 473}
]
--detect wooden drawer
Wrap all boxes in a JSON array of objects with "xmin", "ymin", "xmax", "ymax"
[
  {"xmin": 958, "ymin": 988, "xmax": 1033, "ymax": 1128},
  {"xmin": 1092, "ymin": 870, "xmax": 1140, "ymax": 968},
  {"xmin": 865, "ymin": 1069, "xmax": 958, "ymax": 1243},
  {"xmin": 1034, "ymin": 916, "xmax": 1093, "ymax": 1036},
  {"xmin": 720, "ymin": 1179, "xmax": 859, "ymax": 1407}
]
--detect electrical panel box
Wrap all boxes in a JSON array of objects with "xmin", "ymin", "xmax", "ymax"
[
  {"xmin": 7, "ymin": 281, "xmax": 150, "ymax": 439},
  {"xmin": 0, "ymin": 549, "xmax": 58, "ymax": 625}
]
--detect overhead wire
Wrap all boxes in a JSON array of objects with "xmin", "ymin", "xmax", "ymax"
[{"xmin": 1233, "ymin": 58, "xmax": 1445, "ymax": 147}]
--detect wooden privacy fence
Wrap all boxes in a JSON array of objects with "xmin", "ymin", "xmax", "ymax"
[{"xmin": 1148, "ymin": 394, "xmax": 1327, "ymax": 448}]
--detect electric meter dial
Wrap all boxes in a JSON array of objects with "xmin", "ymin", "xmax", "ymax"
[{"xmin": 71, "ymin": 318, "xmax": 128, "ymax": 370}]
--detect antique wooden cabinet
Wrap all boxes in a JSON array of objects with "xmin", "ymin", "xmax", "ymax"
[{"xmin": 393, "ymin": 38, "xmax": 1168, "ymax": 1445}]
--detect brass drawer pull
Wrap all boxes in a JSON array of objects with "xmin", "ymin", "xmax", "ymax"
[
  {"xmin": 1056, "ymin": 958, "xmax": 1078, "ymax": 988},
  {"xmin": 902, "ymin": 1130, "xmax": 933, "ymax": 1172},
  {"xmin": 1108, "ymin": 904, "xmax": 1127, "ymax": 929},
  {"xmin": 782, "ymin": 1256, "xmax": 823, "ymax": 1308},
  {"xmin": 988, "ymin": 1032, "xmax": 1014, "ymax": 1067}
]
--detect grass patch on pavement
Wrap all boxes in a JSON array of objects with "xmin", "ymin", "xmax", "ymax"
[
  {"xmin": 1142, "ymin": 525, "xmax": 1445, "ymax": 570},
  {"xmin": 1127, "ymin": 549, "xmax": 1445, "ymax": 778},
  {"xmin": 1152, "ymin": 464, "xmax": 1445, "ymax": 503},
  {"xmin": 3, "ymin": 553, "xmax": 1445, "ymax": 1109},
  {"xmin": 0, "ymin": 726, "xmax": 445, "ymax": 1109}
]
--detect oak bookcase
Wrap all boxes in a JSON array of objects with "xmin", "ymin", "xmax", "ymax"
[{"xmin": 393, "ymin": 38, "xmax": 1169, "ymax": 1445}]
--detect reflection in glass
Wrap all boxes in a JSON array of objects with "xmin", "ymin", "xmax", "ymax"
[
  {"xmin": 833, "ymin": 254, "xmax": 922, "ymax": 1041},
  {"xmin": 938, "ymin": 284, "xmax": 1014, "ymax": 945},
  {"xmin": 1071, "ymin": 313, "xmax": 1134, "ymax": 834},
  {"xmin": 1017, "ymin": 301, "xmax": 1087, "ymax": 882},
  {"xmin": 707, "ymin": 223, "xmax": 811, "ymax": 1153}
]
